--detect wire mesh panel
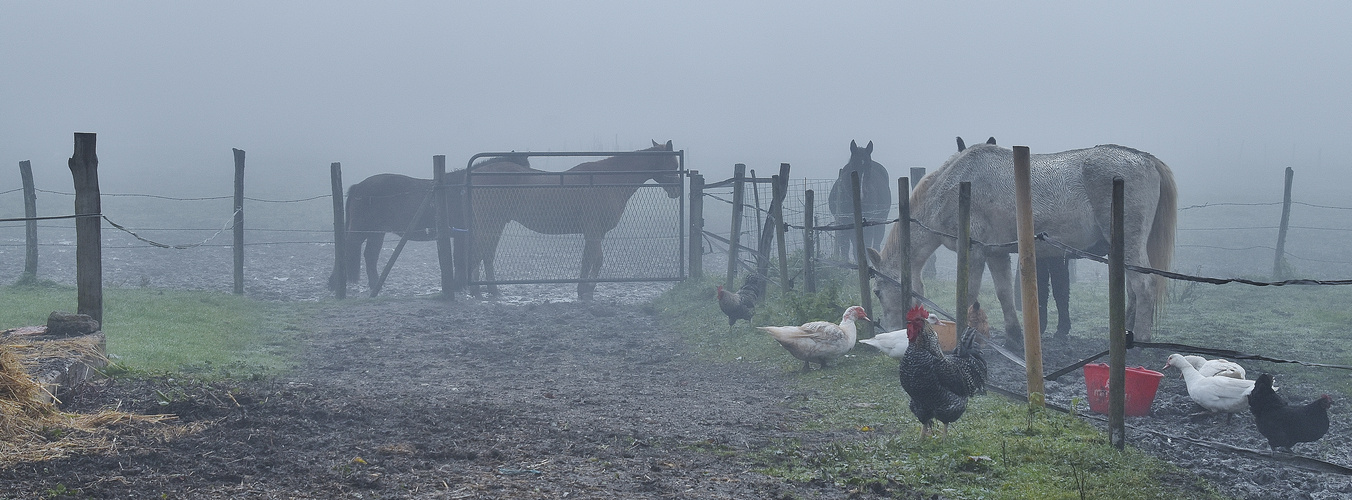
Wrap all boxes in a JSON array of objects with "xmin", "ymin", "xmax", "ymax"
[{"xmin": 463, "ymin": 150, "xmax": 685, "ymax": 288}]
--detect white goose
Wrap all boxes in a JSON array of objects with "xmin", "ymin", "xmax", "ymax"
[
  {"xmin": 1181, "ymin": 355, "xmax": 1246, "ymax": 379},
  {"xmin": 1163, "ymin": 353, "xmax": 1256, "ymax": 418}
]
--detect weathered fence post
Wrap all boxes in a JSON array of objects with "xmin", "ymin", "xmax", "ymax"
[
  {"xmin": 850, "ymin": 171, "xmax": 873, "ymax": 337},
  {"xmin": 896, "ymin": 176, "xmax": 912, "ymax": 317},
  {"xmin": 1273, "ymin": 166, "xmax": 1294, "ymax": 279},
  {"xmin": 1013, "ymin": 146, "xmax": 1044, "ymax": 406},
  {"xmin": 911, "ymin": 166, "xmax": 936, "ymax": 279},
  {"xmin": 956, "ymin": 182, "xmax": 971, "ymax": 336},
  {"xmin": 688, "ymin": 171, "xmax": 704, "ymax": 280},
  {"xmin": 725, "ymin": 164, "xmax": 746, "ymax": 287},
  {"xmin": 433, "ymin": 154, "xmax": 455, "ymax": 300},
  {"xmin": 1108, "ymin": 177, "xmax": 1127, "ymax": 449},
  {"xmin": 774, "ymin": 164, "xmax": 791, "ymax": 291},
  {"xmin": 232, "ymin": 148, "xmax": 245, "ymax": 295},
  {"xmin": 804, "ymin": 189, "xmax": 816, "ymax": 293},
  {"xmin": 329, "ymin": 162, "xmax": 346, "ymax": 299},
  {"xmin": 68, "ymin": 133, "xmax": 102, "ymax": 325},
  {"xmin": 19, "ymin": 160, "xmax": 37, "ymax": 283}
]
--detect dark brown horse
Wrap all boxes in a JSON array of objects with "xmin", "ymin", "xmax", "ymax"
[
  {"xmin": 329, "ymin": 155, "xmax": 528, "ymax": 295},
  {"xmin": 466, "ymin": 140, "xmax": 682, "ymax": 300}
]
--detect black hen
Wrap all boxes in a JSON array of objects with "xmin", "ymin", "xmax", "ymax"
[
  {"xmin": 716, "ymin": 273, "xmax": 763, "ymax": 326},
  {"xmin": 1248, "ymin": 373, "xmax": 1332, "ymax": 452},
  {"xmin": 899, "ymin": 303, "xmax": 987, "ymax": 439}
]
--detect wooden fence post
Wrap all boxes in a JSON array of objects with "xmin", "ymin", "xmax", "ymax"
[
  {"xmin": 329, "ymin": 162, "xmax": 346, "ymax": 299},
  {"xmin": 433, "ymin": 155, "xmax": 455, "ymax": 300},
  {"xmin": 774, "ymin": 164, "xmax": 791, "ymax": 291},
  {"xmin": 68, "ymin": 132, "xmax": 102, "ymax": 325},
  {"xmin": 725, "ymin": 164, "xmax": 746, "ymax": 287},
  {"xmin": 956, "ymin": 182, "xmax": 971, "ymax": 336},
  {"xmin": 688, "ymin": 171, "xmax": 704, "ymax": 280},
  {"xmin": 896, "ymin": 177, "xmax": 912, "ymax": 318},
  {"xmin": 1013, "ymin": 146, "xmax": 1044, "ymax": 406},
  {"xmin": 850, "ymin": 171, "xmax": 873, "ymax": 337},
  {"xmin": 804, "ymin": 189, "xmax": 816, "ymax": 293},
  {"xmin": 19, "ymin": 160, "xmax": 37, "ymax": 283},
  {"xmin": 232, "ymin": 148, "xmax": 245, "ymax": 295},
  {"xmin": 911, "ymin": 166, "xmax": 936, "ymax": 279},
  {"xmin": 1109, "ymin": 177, "xmax": 1127, "ymax": 449},
  {"xmin": 1274, "ymin": 167, "xmax": 1294, "ymax": 279}
]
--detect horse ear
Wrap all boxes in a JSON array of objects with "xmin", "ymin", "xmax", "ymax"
[
  {"xmin": 664, "ymin": 140, "xmax": 672, "ymax": 150},
  {"xmin": 850, "ymin": 139, "xmax": 859, "ymax": 151},
  {"xmin": 652, "ymin": 140, "xmax": 660, "ymax": 147},
  {"xmin": 866, "ymin": 247, "xmax": 885, "ymax": 270},
  {"xmin": 956, "ymin": 137, "xmax": 966, "ymax": 152},
  {"xmin": 865, "ymin": 141, "xmax": 873, "ymax": 154},
  {"xmin": 986, "ymin": 137, "xmax": 997, "ymax": 145}
]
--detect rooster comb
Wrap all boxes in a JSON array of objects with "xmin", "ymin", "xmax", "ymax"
[{"xmin": 906, "ymin": 304, "xmax": 929, "ymax": 323}]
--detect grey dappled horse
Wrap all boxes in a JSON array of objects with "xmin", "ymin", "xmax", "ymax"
[
  {"xmin": 867, "ymin": 142, "xmax": 1177, "ymax": 341},
  {"xmin": 466, "ymin": 141, "xmax": 682, "ymax": 301},
  {"xmin": 828, "ymin": 140, "xmax": 891, "ymax": 260}
]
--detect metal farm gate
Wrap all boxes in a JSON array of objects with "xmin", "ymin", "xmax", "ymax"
[{"xmin": 460, "ymin": 150, "xmax": 686, "ymax": 293}]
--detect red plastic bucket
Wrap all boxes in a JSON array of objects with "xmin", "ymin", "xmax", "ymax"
[{"xmin": 1083, "ymin": 363, "xmax": 1165, "ymax": 416}]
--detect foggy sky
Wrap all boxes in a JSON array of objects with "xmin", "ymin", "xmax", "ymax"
[{"xmin": 3, "ymin": 2, "xmax": 1350, "ymax": 203}]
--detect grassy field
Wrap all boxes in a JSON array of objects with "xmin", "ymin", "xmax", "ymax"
[
  {"xmin": 653, "ymin": 272, "xmax": 1230, "ymax": 499},
  {"xmin": 0, "ymin": 280, "xmax": 316, "ymax": 378}
]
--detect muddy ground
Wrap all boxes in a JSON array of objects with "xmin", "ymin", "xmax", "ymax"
[{"xmin": 1, "ymin": 239, "xmax": 1350, "ymax": 498}]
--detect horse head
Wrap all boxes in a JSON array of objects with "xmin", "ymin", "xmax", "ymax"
[
  {"xmin": 649, "ymin": 139, "xmax": 682, "ymax": 199},
  {"xmin": 846, "ymin": 140, "xmax": 875, "ymax": 172}
]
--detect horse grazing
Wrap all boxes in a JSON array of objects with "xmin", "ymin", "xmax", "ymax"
[
  {"xmin": 329, "ymin": 154, "xmax": 529, "ymax": 295},
  {"xmin": 866, "ymin": 142, "xmax": 1177, "ymax": 341},
  {"xmin": 828, "ymin": 140, "xmax": 891, "ymax": 259},
  {"xmin": 466, "ymin": 140, "xmax": 682, "ymax": 300}
]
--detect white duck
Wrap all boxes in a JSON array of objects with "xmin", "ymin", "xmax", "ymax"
[
  {"xmin": 1182, "ymin": 355, "xmax": 1247, "ymax": 379},
  {"xmin": 859, "ymin": 313, "xmax": 938, "ymax": 359},
  {"xmin": 1163, "ymin": 353, "xmax": 1256, "ymax": 419},
  {"xmin": 760, "ymin": 306, "xmax": 868, "ymax": 372}
]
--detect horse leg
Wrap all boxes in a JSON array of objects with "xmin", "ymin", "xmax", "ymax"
[
  {"xmin": 834, "ymin": 219, "xmax": 852, "ymax": 261},
  {"xmin": 984, "ymin": 251, "xmax": 1023, "ymax": 341},
  {"xmin": 1050, "ymin": 256, "xmax": 1072, "ymax": 338},
  {"xmin": 1037, "ymin": 257, "xmax": 1052, "ymax": 336},
  {"xmin": 577, "ymin": 236, "xmax": 602, "ymax": 301},
  {"xmin": 364, "ymin": 232, "xmax": 385, "ymax": 292}
]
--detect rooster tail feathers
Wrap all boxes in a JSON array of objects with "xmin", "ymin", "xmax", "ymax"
[{"xmin": 740, "ymin": 272, "xmax": 766, "ymax": 298}]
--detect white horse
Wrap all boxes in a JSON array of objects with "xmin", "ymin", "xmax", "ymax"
[{"xmin": 866, "ymin": 143, "xmax": 1177, "ymax": 341}]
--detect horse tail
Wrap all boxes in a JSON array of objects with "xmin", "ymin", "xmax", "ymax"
[{"xmin": 1147, "ymin": 156, "xmax": 1178, "ymax": 308}]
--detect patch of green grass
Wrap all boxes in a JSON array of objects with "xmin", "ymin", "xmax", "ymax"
[
  {"xmin": 1, "ymin": 280, "xmax": 316, "ymax": 378},
  {"xmin": 653, "ymin": 276, "xmax": 1225, "ymax": 499}
]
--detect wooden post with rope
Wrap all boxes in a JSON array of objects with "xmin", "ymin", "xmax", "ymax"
[
  {"xmin": 688, "ymin": 171, "xmax": 704, "ymax": 280},
  {"xmin": 896, "ymin": 176, "xmax": 912, "ymax": 315},
  {"xmin": 850, "ymin": 171, "xmax": 873, "ymax": 338},
  {"xmin": 956, "ymin": 182, "xmax": 971, "ymax": 337},
  {"xmin": 774, "ymin": 164, "xmax": 791, "ymax": 291},
  {"xmin": 329, "ymin": 162, "xmax": 346, "ymax": 299},
  {"xmin": 232, "ymin": 148, "xmax": 245, "ymax": 295},
  {"xmin": 725, "ymin": 164, "xmax": 746, "ymax": 287},
  {"xmin": 68, "ymin": 132, "xmax": 102, "ymax": 325},
  {"xmin": 1274, "ymin": 167, "xmax": 1294, "ymax": 279},
  {"xmin": 1109, "ymin": 177, "xmax": 1128, "ymax": 449},
  {"xmin": 19, "ymin": 160, "xmax": 38, "ymax": 283},
  {"xmin": 804, "ymin": 189, "xmax": 816, "ymax": 293},
  {"xmin": 1012, "ymin": 146, "xmax": 1044, "ymax": 405}
]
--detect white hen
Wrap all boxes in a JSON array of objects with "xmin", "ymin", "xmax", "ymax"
[
  {"xmin": 1164, "ymin": 353, "xmax": 1256, "ymax": 418},
  {"xmin": 760, "ymin": 306, "xmax": 868, "ymax": 372},
  {"xmin": 859, "ymin": 313, "xmax": 937, "ymax": 359},
  {"xmin": 1181, "ymin": 355, "xmax": 1246, "ymax": 379}
]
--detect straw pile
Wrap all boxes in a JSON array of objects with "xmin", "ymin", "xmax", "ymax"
[{"xmin": 0, "ymin": 341, "xmax": 182, "ymax": 466}]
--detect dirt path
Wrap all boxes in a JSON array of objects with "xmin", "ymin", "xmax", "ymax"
[{"xmin": 1, "ymin": 297, "xmax": 922, "ymax": 499}]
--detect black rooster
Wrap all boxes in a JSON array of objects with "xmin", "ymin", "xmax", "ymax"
[
  {"xmin": 899, "ymin": 303, "xmax": 987, "ymax": 439},
  {"xmin": 1248, "ymin": 373, "xmax": 1332, "ymax": 452}
]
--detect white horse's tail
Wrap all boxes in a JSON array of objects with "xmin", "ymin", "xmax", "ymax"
[{"xmin": 1148, "ymin": 156, "xmax": 1178, "ymax": 308}]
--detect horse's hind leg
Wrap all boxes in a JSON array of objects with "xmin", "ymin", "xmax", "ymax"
[
  {"xmin": 364, "ymin": 233, "xmax": 385, "ymax": 293},
  {"xmin": 577, "ymin": 236, "xmax": 604, "ymax": 301},
  {"xmin": 1050, "ymin": 257, "xmax": 1071, "ymax": 338}
]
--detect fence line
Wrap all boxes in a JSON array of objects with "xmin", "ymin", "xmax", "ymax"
[{"xmin": 29, "ymin": 188, "xmax": 330, "ymax": 203}]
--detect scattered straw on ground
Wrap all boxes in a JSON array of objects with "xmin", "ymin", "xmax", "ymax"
[{"xmin": 0, "ymin": 342, "xmax": 185, "ymax": 466}]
